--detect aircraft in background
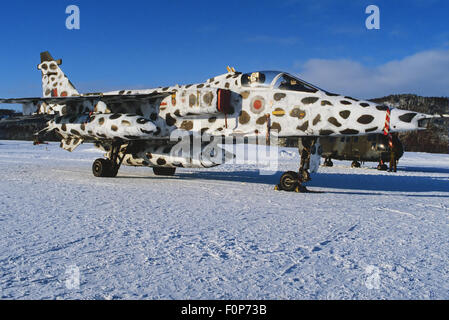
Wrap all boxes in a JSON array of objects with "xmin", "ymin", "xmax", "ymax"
[
  {"xmin": 0, "ymin": 52, "xmax": 436, "ymax": 192},
  {"xmin": 319, "ymin": 134, "xmax": 404, "ymax": 170}
]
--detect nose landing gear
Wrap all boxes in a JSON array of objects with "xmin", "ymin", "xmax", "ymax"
[
  {"xmin": 275, "ymin": 171, "xmax": 309, "ymax": 192},
  {"xmin": 275, "ymin": 137, "xmax": 317, "ymax": 193}
]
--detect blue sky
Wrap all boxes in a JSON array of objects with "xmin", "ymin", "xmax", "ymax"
[{"xmin": 0, "ymin": 0, "xmax": 448, "ymax": 110}]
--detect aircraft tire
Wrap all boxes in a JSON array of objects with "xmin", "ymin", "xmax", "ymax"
[
  {"xmin": 93, "ymin": 158, "xmax": 116, "ymax": 177},
  {"xmin": 279, "ymin": 171, "xmax": 299, "ymax": 192},
  {"xmin": 351, "ymin": 161, "xmax": 361, "ymax": 168},
  {"xmin": 153, "ymin": 167, "xmax": 176, "ymax": 176},
  {"xmin": 324, "ymin": 159, "xmax": 333, "ymax": 167}
]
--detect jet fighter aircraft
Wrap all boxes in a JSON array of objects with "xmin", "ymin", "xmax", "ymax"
[{"xmin": 0, "ymin": 52, "xmax": 434, "ymax": 192}]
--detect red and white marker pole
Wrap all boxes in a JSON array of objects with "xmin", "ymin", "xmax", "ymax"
[
  {"xmin": 383, "ymin": 107, "xmax": 393, "ymax": 147},
  {"xmin": 384, "ymin": 107, "xmax": 396, "ymax": 170},
  {"xmin": 383, "ymin": 107, "xmax": 391, "ymax": 136}
]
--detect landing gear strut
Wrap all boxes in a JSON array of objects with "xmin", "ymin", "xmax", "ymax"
[
  {"xmin": 92, "ymin": 142, "xmax": 127, "ymax": 178},
  {"xmin": 276, "ymin": 137, "xmax": 317, "ymax": 192}
]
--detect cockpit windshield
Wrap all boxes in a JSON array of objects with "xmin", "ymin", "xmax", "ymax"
[
  {"xmin": 240, "ymin": 71, "xmax": 281, "ymax": 88},
  {"xmin": 241, "ymin": 71, "xmax": 319, "ymax": 93},
  {"xmin": 273, "ymin": 74, "xmax": 318, "ymax": 93}
]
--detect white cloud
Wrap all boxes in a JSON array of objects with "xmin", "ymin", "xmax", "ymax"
[{"xmin": 295, "ymin": 49, "xmax": 449, "ymax": 98}]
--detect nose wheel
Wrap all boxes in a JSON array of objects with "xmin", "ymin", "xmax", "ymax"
[
  {"xmin": 275, "ymin": 171, "xmax": 309, "ymax": 193},
  {"xmin": 276, "ymin": 171, "xmax": 299, "ymax": 192}
]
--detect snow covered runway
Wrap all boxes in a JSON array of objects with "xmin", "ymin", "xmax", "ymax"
[{"xmin": 0, "ymin": 141, "xmax": 448, "ymax": 299}]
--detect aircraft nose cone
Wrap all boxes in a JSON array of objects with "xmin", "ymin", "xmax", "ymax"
[{"xmin": 389, "ymin": 108, "xmax": 431, "ymax": 132}]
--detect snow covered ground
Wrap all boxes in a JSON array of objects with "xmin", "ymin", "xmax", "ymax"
[{"xmin": 0, "ymin": 140, "xmax": 448, "ymax": 300}]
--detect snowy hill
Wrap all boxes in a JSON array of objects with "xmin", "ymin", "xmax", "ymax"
[{"xmin": 0, "ymin": 141, "xmax": 448, "ymax": 299}]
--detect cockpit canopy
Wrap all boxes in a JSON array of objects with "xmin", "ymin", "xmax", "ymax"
[{"xmin": 240, "ymin": 71, "xmax": 319, "ymax": 93}]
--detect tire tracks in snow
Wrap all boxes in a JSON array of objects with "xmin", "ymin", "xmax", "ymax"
[{"xmin": 376, "ymin": 206, "xmax": 416, "ymax": 218}]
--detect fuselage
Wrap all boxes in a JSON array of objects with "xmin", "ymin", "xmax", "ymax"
[
  {"xmin": 0, "ymin": 55, "xmax": 435, "ymax": 172},
  {"xmin": 40, "ymin": 69, "xmax": 430, "ymax": 168},
  {"xmin": 97, "ymin": 70, "xmax": 429, "ymax": 139}
]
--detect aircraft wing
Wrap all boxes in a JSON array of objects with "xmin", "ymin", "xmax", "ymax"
[{"xmin": 0, "ymin": 91, "xmax": 172, "ymax": 105}]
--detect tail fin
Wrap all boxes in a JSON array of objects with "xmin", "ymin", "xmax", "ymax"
[{"xmin": 38, "ymin": 51, "xmax": 79, "ymax": 98}]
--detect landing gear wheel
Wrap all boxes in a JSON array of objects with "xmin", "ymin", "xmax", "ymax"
[
  {"xmin": 93, "ymin": 158, "xmax": 116, "ymax": 177},
  {"xmin": 153, "ymin": 167, "xmax": 176, "ymax": 176},
  {"xmin": 278, "ymin": 171, "xmax": 300, "ymax": 192},
  {"xmin": 323, "ymin": 158, "xmax": 334, "ymax": 167},
  {"xmin": 92, "ymin": 142, "xmax": 127, "ymax": 178},
  {"xmin": 351, "ymin": 161, "xmax": 361, "ymax": 168}
]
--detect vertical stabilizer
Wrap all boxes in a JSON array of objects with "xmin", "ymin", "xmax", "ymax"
[{"xmin": 38, "ymin": 51, "xmax": 79, "ymax": 98}]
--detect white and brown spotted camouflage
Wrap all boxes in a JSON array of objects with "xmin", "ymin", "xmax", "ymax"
[{"xmin": 2, "ymin": 53, "xmax": 430, "ymax": 169}]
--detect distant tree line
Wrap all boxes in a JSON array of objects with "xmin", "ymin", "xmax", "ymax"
[{"xmin": 371, "ymin": 95, "xmax": 449, "ymax": 154}]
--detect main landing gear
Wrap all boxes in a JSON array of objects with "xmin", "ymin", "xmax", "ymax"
[
  {"xmin": 377, "ymin": 160, "xmax": 388, "ymax": 171},
  {"xmin": 351, "ymin": 160, "xmax": 361, "ymax": 168},
  {"xmin": 275, "ymin": 137, "xmax": 316, "ymax": 193},
  {"xmin": 323, "ymin": 158, "xmax": 334, "ymax": 167},
  {"xmin": 153, "ymin": 167, "xmax": 176, "ymax": 176},
  {"xmin": 93, "ymin": 142, "xmax": 127, "ymax": 178}
]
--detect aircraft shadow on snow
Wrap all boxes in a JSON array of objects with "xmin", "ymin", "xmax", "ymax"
[
  {"xmin": 118, "ymin": 166, "xmax": 449, "ymax": 195},
  {"xmin": 308, "ymin": 171, "xmax": 449, "ymax": 194},
  {"xmin": 398, "ymin": 166, "xmax": 449, "ymax": 174}
]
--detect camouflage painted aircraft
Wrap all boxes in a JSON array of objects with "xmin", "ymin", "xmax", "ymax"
[{"xmin": 0, "ymin": 52, "xmax": 434, "ymax": 192}]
